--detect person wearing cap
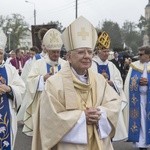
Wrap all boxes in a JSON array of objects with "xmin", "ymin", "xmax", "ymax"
[
  {"xmin": 0, "ymin": 28, "xmax": 25, "ymax": 149},
  {"xmin": 31, "ymin": 16, "xmax": 121, "ymax": 150},
  {"xmin": 91, "ymin": 31, "xmax": 128, "ymax": 141},
  {"xmin": 22, "ymin": 28, "xmax": 66, "ymax": 136},
  {"xmin": 124, "ymin": 46, "xmax": 150, "ymax": 150}
]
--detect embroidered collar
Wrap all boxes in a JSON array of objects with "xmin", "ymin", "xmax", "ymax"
[
  {"xmin": 71, "ymin": 67, "xmax": 88, "ymax": 83},
  {"xmin": 92, "ymin": 55, "xmax": 109, "ymax": 65},
  {"xmin": 44, "ymin": 54, "xmax": 59, "ymax": 66},
  {"xmin": 130, "ymin": 61, "xmax": 150, "ymax": 73}
]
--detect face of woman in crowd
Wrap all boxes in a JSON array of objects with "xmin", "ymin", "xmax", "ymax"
[
  {"xmin": 0, "ymin": 49, "xmax": 4, "ymax": 64},
  {"xmin": 67, "ymin": 47, "xmax": 93, "ymax": 75}
]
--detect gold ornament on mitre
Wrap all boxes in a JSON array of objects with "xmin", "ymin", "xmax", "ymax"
[
  {"xmin": 0, "ymin": 28, "xmax": 7, "ymax": 51},
  {"xmin": 42, "ymin": 28, "xmax": 63, "ymax": 50},
  {"xmin": 96, "ymin": 31, "xmax": 110, "ymax": 50},
  {"xmin": 61, "ymin": 16, "xmax": 97, "ymax": 51}
]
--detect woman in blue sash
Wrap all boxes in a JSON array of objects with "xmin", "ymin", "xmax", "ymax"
[
  {"xmin": 0, "ymin": 28, "xmax": 25, "ymax": 149},
  {"xmin": 124, "ymin": 46, "xmax": 150, "ymax": 150}
]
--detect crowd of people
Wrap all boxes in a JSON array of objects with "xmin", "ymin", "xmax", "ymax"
[{"xmin": 0, "ymin": 16, "xmax": 150, "ymax": 150}]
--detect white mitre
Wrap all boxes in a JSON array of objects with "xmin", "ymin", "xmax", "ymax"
[
  {"xmin": 0, "ymin": 28, "xmax": 7, "ymax": 51},
  {"xmin": 42, "ymin": 28, "xmax": 62, "ymax": 50},
  {"xmin": 61, "ymin": 16, "xmax": 97, "ymax": 51}
]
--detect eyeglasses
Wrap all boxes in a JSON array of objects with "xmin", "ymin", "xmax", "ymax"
[
  {"xmin": 138, "ymin": 53, "xmax": 144, "ymax": 56},
  {"xmin": 73, "ymin": 49, "xmax": 93, "ymax": 56}
]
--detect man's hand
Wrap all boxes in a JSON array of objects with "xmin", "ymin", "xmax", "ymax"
[
  {"xmin": 139, "ymin": 77, "xmax": 148, "ymax": 86},
  {"xmin": 107, "ymin": 80, "xmax": 114, "ymax": 86},
  {"xmin": 84, "ymin": 107, "xmax": 101, "ymax": 125},
  {"xmin": 0, "ymin": 84, "xmax": 11, "ymax": 95},
  {"xmin": 43, "ymin": 73, "xmax": 52, "ymax": 82}
]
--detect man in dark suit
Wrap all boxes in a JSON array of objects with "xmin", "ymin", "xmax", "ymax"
[{"xmin": 111, "ymin": 51, "xmax": 125, "ymax": 82}]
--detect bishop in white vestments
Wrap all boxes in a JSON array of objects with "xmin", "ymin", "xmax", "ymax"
[{"xmin": 22, "ymin": 29, "xmax": 66, "ymax": 136}]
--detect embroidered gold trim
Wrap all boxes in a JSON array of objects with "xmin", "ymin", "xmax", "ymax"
[
  {"xmin": 130, "ymin": 75, "xmax": 138, "ymax": 91},
  {"xmin": 130, "ymin": 63, "xmax": 150, "ymax": 73},
  {"xmin": 131, "ymin": 94, "xmax": 138, "ymax": 105},
  {"xmin": 130, "ymin": 122, "xmax": 138, "ymax": 133},
  {"xmin": 131, "ymin": 109, "xmax": 139, "ymax": 119}
]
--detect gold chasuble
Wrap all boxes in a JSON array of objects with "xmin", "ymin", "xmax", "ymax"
[
  {"xmin": 32, "ymin": 62, "xmax": 121, "ymax": 150},
  {"xmin": 73, "ymin": 73, "xmax": 100, "ymax": 150}
]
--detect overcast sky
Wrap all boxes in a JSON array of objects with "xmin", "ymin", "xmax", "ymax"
[{"xmin": 0, "ymin": 0, "xmax": 148, "ymax": 28}]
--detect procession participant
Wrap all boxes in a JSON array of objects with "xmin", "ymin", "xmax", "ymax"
[
  {"xmin": 32, "ymin": 16, "xmax": 121, "ymax": 150},
  {"xmin": 5, "ymin": 50, "xmax": 16, "ymax": 64},
  {"xmin": 0, "ymin": 28, "xmax": 25, "ymax": 149},
  {"xmin": 17, "ymin": 46, "xmax": 39, "ymax": 121},
  {"xmin": 23, "ymin": 28, "xmax": 66, "ymax": 136},
  {"xmin": 124, "ymin": 46, "xmax": 150, "ymax": 150},
  {"xmin": 111, "ymin": 51, "xmax": 125, "ymax": 81},
  {"xmin": 10, "ymin": 48, "xmax": 26, "ymax": 75},
  {"xmin": 91, "ymin": 31, "xmax": 128, "ymax": 141},
  {"xmin": 21, "ymin": 46, "xmax": 40, "ymax": 83}
]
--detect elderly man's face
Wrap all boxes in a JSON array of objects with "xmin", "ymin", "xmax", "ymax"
[
  {"xmin": 67, "ymin": 47, "xmax": 93, "ymax": 75},
  {"xmin": 47, "ymin": 50, "xmax": 60, "ymax": 62},
  {"xmin": 97, "ymin": 49, "xmax": 110, "ymax": 62},
  {"xmin": 0, "ymin": 49, "xmax": 4, "ymax": 64}
]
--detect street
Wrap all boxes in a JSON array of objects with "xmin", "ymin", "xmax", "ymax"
[{"xmin": 14, "ymin": 124, "xmax": 148, "ymax": 150}]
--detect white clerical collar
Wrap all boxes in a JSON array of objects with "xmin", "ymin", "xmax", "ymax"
[
  {"xmin": 44, "ymin": 54, "xmax": 59, "ymax": 66},
  {"xmin": 40, "ymin": 51, "xmax": 46, "ymax": 57},
  {"xmin": 71, "ymin": 67, "xmax": 88, "ymax": 84},
  {"xmin": 93, "ymin": 55, "xmax": 108, "ymax": 65}
]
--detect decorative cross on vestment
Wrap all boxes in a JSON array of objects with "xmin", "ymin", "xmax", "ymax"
[{"xmin": 77, "ymin": 27, "xmax": 89, "ymax": 40}]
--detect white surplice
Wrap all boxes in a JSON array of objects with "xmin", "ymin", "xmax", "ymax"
[
  {"xmin": 124, "ymin": 61, "xmax": 150, "ymax": 148},
  {"xmin": 0, "ymin": 63, "xmax": 25, "ymax": 149},
  {"xmin": 22, "ymin": 54, "xmax": 66, "ymax": 136},
  {"xmin": 91, "ymin": 55, "xmax": 128, "ymax": 141}
]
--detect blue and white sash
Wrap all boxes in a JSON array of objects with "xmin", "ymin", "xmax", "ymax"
[
  {"xmin": 34, "ymin": 54, "xmax": 41, "ymax": 60},
  {"xmin": 96, "ymin": 63, "xmax": 120, "ymax": 93},
  {"xmin": 96, "ymin": 64, "xmax": 110, "ymax": 80},
  {"xmin": 0, "ymin": 66, "xmax": 11, "ymax": 149},
  {"xmin": 128, "ymin": 69, "xmax": 150, "ymax": 144},
  {"xmin": 46, "ymin": 64, "xmax": 61, "ymax": 74}
]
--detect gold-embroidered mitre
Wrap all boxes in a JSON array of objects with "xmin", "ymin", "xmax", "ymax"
[
  {"xmin": 43, "ymin": 28, "xmax": 62, "ymax": 50},
  {"xmin": 61, "ymin": 16, "xmax": 97, "ymax": 51},
  {"xmin": 96, "ymin": 31, "xmax": 110, "ymax": 50}
]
